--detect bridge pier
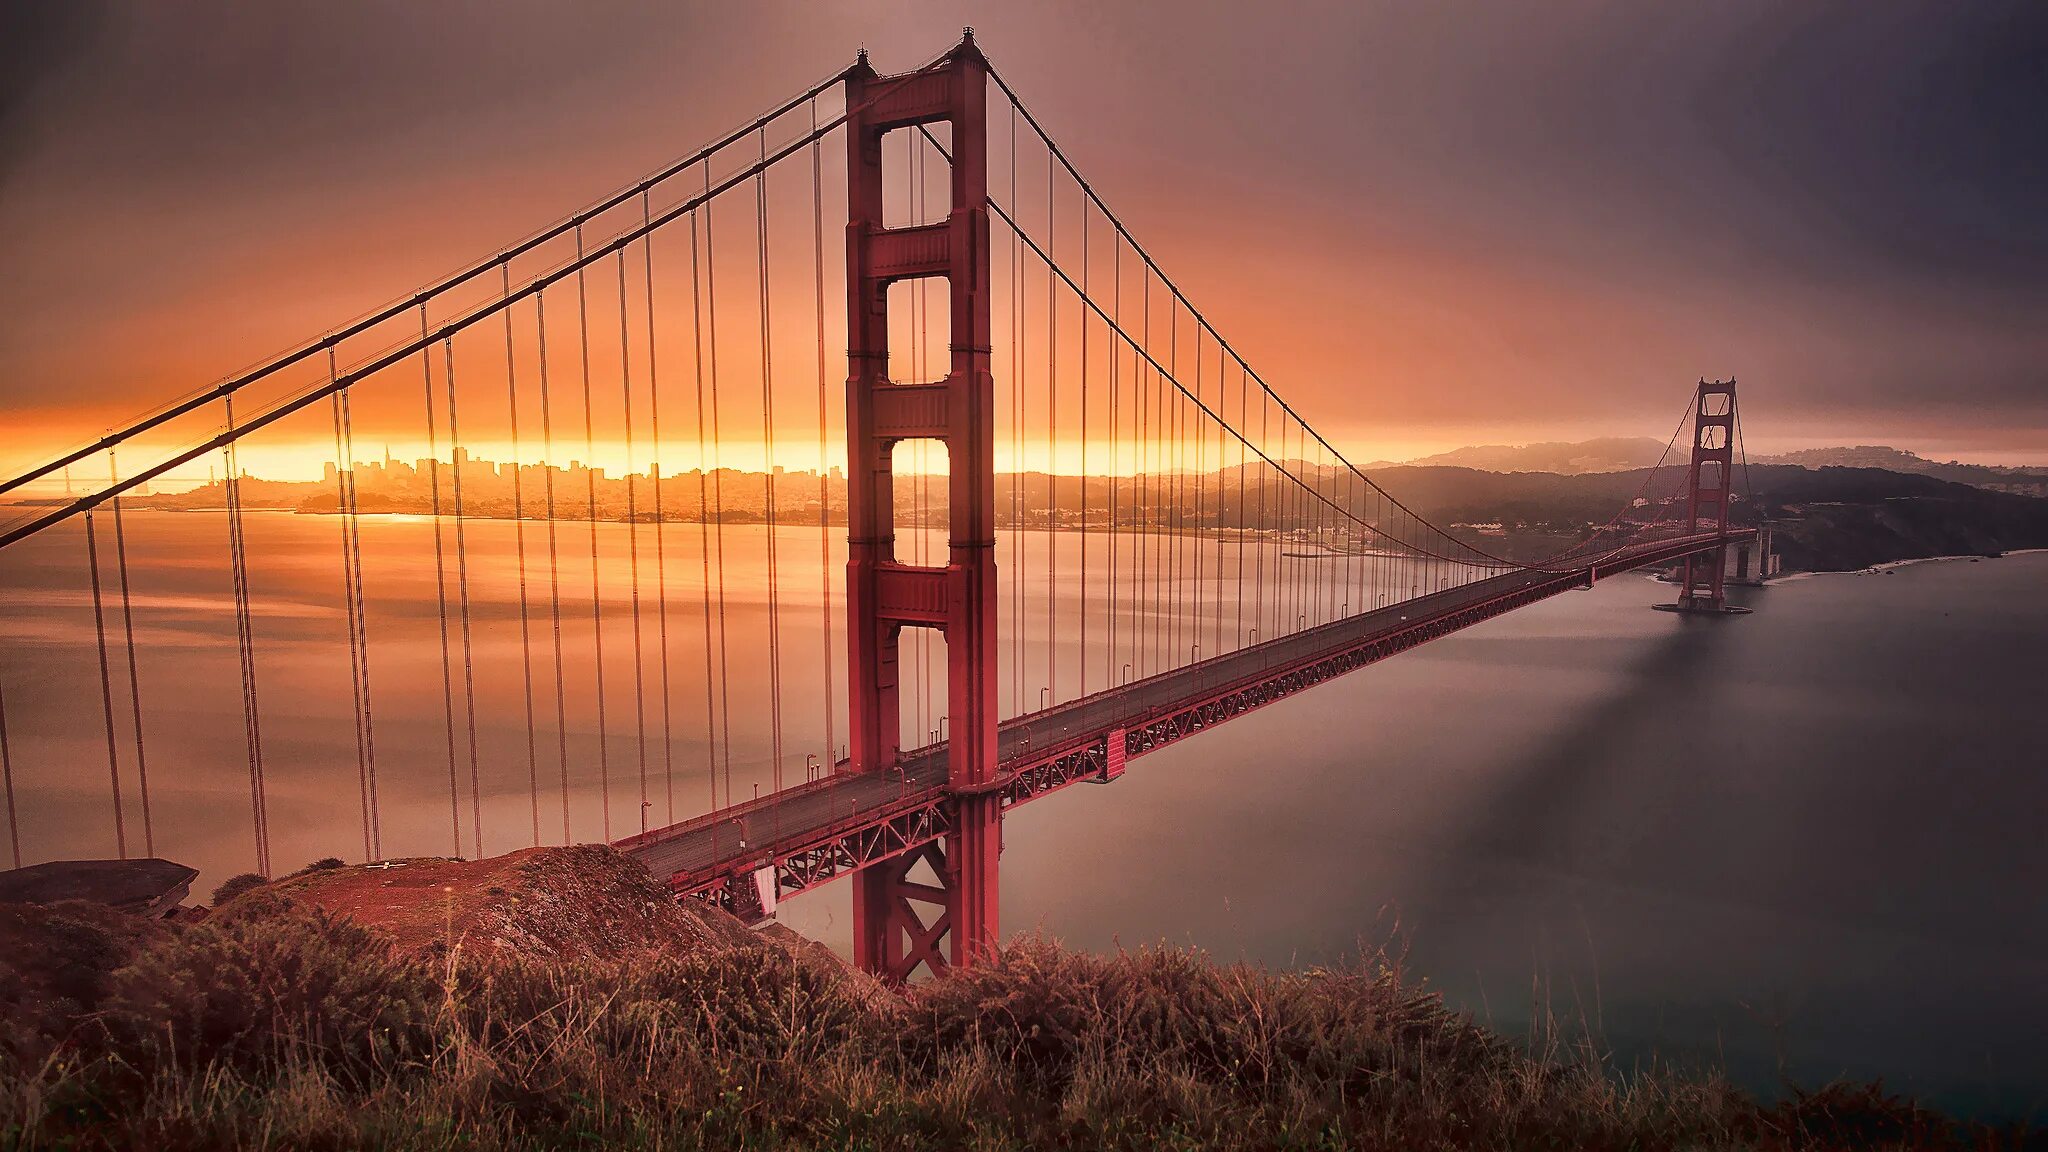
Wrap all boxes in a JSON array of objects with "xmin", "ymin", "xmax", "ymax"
[
  {"xmin": 843, "ymin": 33, "xmax": 1000, "ymax": 982},
  {"xmin": 1658, "ymin": 379, "xmax": 1753, "ymax": 615}
]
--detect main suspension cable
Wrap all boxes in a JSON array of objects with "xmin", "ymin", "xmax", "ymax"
[
  {"xmin": 970, "ymin": 73, "xmax": 1550, "ymax": 572},
  {"xmin": 0, "ymin": 57, "xmax": 873, "ymax": 502}
]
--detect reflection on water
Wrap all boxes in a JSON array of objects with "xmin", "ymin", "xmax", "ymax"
[
  {"xmin": 0, "ymin": 509, "xmax": 1479, "ymax": 873},
  {"xmin": 3, "ymin": 513, "xmax": 2043, "ymax": 1118}
]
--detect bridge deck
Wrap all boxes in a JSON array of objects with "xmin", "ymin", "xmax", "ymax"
[{"xmin": 620, "ymin": 531, "xmax": 1746, "ymax": 902}]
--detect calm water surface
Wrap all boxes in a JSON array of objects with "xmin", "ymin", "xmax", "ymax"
[
  {"xmin": 801, "ymin": 549, "xmax": 2048, "ymax": 1119},
  {"xmin": 2, "ymin": 513, "xmax": 2042, "ymax": 1117}
]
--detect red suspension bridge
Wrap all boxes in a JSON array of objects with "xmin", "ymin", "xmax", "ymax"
[{"xmin": 0, "ymin": 33, "xmax": 1753, "ymax": 984}]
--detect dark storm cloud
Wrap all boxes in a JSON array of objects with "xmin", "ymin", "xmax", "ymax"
[
  {"xmin": 1535, "ymin": 2, "xmax": 2048, "ymax": 295},
  {"xmin": 0, "ymin": 0, "xmax": 108, "ymax": 180},
  {"xmin": 1695, "ymin": 4, "xmax": 2048, "ymax": 291},
  {"xmin": 1245, "ymin": 2, "xmax": 2048, "ymax": 298}
]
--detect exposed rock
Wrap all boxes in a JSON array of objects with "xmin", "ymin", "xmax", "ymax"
[
  {"xmin": 258, "ymin": 844, "xmax": 766, "ymax": 962},
  {"xmin": 0, "ymin": 857, "xmax": 199, "ymax": 918}
]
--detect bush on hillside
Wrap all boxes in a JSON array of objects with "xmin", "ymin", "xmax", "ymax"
[
  {"xmin": 97, "ymin": 893, "xmax": 436, "ymax": 1077},
  {"xmin": 208, "ymin": 872, "xmax": 267, "ymax": 906}
]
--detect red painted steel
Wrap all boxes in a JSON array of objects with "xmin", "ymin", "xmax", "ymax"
[
  {"xmin": 1677, "ymin": 380, "xmax": 1738, "ymax": 610},
  {"xmin": 844, "ymin": 33, "xmax": 999, "ymax": 982}
]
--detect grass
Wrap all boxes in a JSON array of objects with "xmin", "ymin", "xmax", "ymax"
[{"xmin": 0, "ymin": 892, "xmax": 2029, "ymax": 1151}]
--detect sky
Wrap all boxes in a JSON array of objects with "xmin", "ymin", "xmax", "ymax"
[{"xmin": 3, "ymin": 0, "xmax": 2046, "ymax": 481}]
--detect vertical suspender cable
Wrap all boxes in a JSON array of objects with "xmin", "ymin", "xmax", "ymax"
[
  {"xmin": 340, "ymin": 385, "xmax": 380, "ymax": 859},
  {"xmin": 1078, "ymin": 188, "xmax": 1089, "ymax": 698},
  {"xmin": 537, "ymin": 290, "xmax": 573, "ymax": 844},
  {"xmin": 0, "ymin": 681, "xmax": 17, "ymax": 868},
  {"xmin": 812, "ymin": 105, "xmax": 837, "ymax": 771},
  {"xmin": 703, "ymin": 168, "xmax": 737, "ymax": 810},
  {"xmin": 1192, "ymin": 328, "xmax": 1205, "ymax": 662},
  {"xmin": 1204, "ymin": 344, "xmax": 1220, "ymax": 651},
  {"xmin": 1235, "ymin": 364, "xmax": 1248, "ymax": 648},
  {"xmin": 1172, "ymin": 317, "xmax": 1185, "ymax": 661},
  {"xmin": 690, "ymin": 204, "xmax": 722, "ymax": 813},
  {"xmin": 444, "ymin": 339, "xmax": 484, "ymax": 859},
  {"xmin": 505, "ymin": 265, "xmax": 542, "ymax": 847},
  {"xmin": 618, "ymin": 248, "xmax": 650, "ymax": 836},
  {"xmin": 85, "ymin": 511, "xmax": 128, "ymax": 859},
  {"xmin": 757, "ymin": 128, "xmax": 786, "ymax": 798},
  {"xmin": 1045, "ymin": 143, "xmax": 1057, "ymax": 708},
  {"xmin": 422, "ymin": 306, "xmax": 462, "ymax": 856},
  {"xmin": 910, "ymin": 135, "xmax": 927, "ymax": 740},
  {"xmin": 1009, "ymin": 105, "xmax": 1024, "ymax": 719},
  {"xmin": 575, "ymin": 223, "xmax": 613, "ymax": 842},
  {"xmin": 1257, "ymin": 389, "xmax": 1268, "ymax": 640},
  {"xmin": 644, "ymin": 192, "xmax": 679, "ymax": 823},
  {"xmin": 107, "ymin": 451, "xmax": 152, "ymax": 855},
  {"xmin": 223, "ymin": 397, "xmax": 269, "ymax": 874},
  {"xmin": 1141, "ymin": 305, "xmax": 1152, "ymax": 674},
  {"xmin": 1107, "ymin": 236, "xmax": 1119, "ymax": 686},
  {"xmin": 330, "ymin": 367, "xmax": 373, "ymax": 863},
  {"xmin": 1141, "ymin": 273, "xmax": 1156, "ymax": 676}
]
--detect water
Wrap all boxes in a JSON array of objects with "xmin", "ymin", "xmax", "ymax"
[
  {"xmin": 2, "ymin": 512, "xmax": 2043, "ymax": 1118},
  {"xmin": 797, "ymin": 551, "xmax": 2048, "ymax": 1120}
]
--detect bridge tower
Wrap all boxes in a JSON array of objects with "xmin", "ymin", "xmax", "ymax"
[
  {"xmin": 1674, "ymin": 379, "xmax": 1739, "ymax": 612},
  {"xmin": 842, "ymin": 34, "xmax": 1000, "ymax": 982}
]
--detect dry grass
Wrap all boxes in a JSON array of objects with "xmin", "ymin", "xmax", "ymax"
[{"xmin": 0, "ymin": 896, "xmax": 2027, "ymax": 1151}]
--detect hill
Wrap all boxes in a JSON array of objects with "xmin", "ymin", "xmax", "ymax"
[
  {"xmin": 1357, "ymin": 463, "xmax": 2048, "ymax": 571},
  {"xmin": 1751, "ymin": 446, "xmax": 2048, "ymax": 497},
  {"xmin": 1371, "ymin": 439, "xmax": 2048, "ymax": 498},
  {"xmin": 1, "ymin": 845, "xmax": 2006, "ymax": 1150},
  {"xmin": 1389, "ymin": 436, "xmax": 1672, "ymax": 475}
]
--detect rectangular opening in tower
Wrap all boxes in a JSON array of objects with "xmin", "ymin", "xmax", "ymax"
[
  {"xmin": 887, "ymin": 277, "xmax": 951, "ymax": 387},
  {"xmin": 880, "ymin": 124, "xmax": 955, "ymax": 231},
  {"xmin": 889, "ymin": 437, "xmax": 952, "ymax": 555},
  {"xmin": 898, "ymin": 626, "xmax": 950, "ymax": 756}
]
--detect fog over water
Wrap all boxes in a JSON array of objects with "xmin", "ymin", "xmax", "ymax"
[{"xmin": 2, "ymin": 512, "xmax": 2043, "ymax": 1118}]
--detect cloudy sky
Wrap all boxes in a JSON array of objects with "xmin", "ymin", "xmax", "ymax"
[{"xmin": 3, "ymin": 0, "xmax": 2044, "ymax": 473}]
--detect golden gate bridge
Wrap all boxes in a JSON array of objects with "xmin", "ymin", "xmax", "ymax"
[{"xmin": 0, "ymin": 32, "xmax": 1752, "ymax": 984}]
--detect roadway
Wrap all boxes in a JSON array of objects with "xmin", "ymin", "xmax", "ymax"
[{"xmin": 622, "ymin": 531, "xmax": 1738, "ymax": 888}]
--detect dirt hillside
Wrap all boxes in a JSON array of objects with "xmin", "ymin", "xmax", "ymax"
[{"xmin": 253, "ymin": 845, "xmax": 764, "ymax": 961}]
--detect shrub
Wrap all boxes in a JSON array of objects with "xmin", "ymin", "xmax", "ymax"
[
  {"xmin": 0, "ymin": 901, "xmax": 154, "ymax": 1064},
  {"xmin": 0, "ymin": 909, "xmax": 2002, "ymax": 1150},
  {"xmin": 209, "ymin": 872, "xmax": 268, "ymax": 906},
  {"xmin": 98, "ymin": 893, "xmax": 436, "ymax": 1077}
]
